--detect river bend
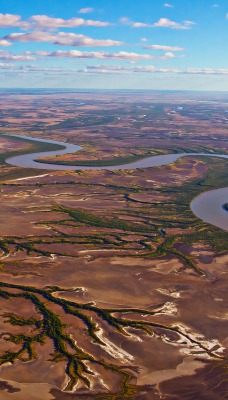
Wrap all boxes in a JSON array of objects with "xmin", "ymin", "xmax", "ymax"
[{"xmin": 4, "ymin": 134, "xmax": 228, "ymax": 232}]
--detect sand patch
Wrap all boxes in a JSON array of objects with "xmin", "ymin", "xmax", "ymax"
[{"xmin": 138, "ymin": 356, "xmax": 204, "ymax": 386}]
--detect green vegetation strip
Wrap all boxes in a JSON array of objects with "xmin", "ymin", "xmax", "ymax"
[
  {"xmin": 0, "ymin": 134, "xmax": 64, "ymax": 166},
  {"xmin": 37, "ymin": 153, "xmax": 152, "ymax": 167},
  {"xmin": 0, "ymin": 282, "xmax": 225, "ymax": 398}
]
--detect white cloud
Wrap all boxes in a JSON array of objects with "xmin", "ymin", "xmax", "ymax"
[
  {"xmin": 163, "ymin": 51, "xmax": 176, "ymax": 58},
  {"xmin": 132, "ymin": 22, "xmax": 151, "ymax": 28},
  {"xmin": 184, "ymin": 68, "xmax": 228, "ymax": 75},
  {"xmin": 38, "ymin": 49, "xmax": 177, "ymax": 61},
  {"xmin": 153, "ymin": 18, "xmax": 195, "ymax": 29},
  {"xmin": 81, "ymin": 66, "xmax": 228, "ymax": 76},
  {"xmin": 164, "ymin": 3, "xmax": 174, "ymax": 7},
  {"xmin": 47, "ymin": 50, "xmax": 154, "ymax": 60},
  {"xmin": 4, "ymin": 31, "xmax": 123, "ymax": 47},
  {"xmin": 132, "ymin": 18, "xmax": 195, "ymax": 30},
  {"xmin": 78, "ymin": 8, "xmax": 94, "ymax": 14},
  {"xmin": 28, "ymin": 15, "xmax": 110, "ymax": 28},
  {"xmin": 0, "ymin": 63, "xmax": 228, "ymax": 77},
  {"xmin": 0, "ymin": 13, "xmax": 22, "ymax": 27},
  {"xmin": 0, "ymin": 50, "xmax": 35, "ymax": 61},
  {"xmin": 0, "ymin": 13, "xmax": 110, "ymax": 29},
  {"xmin": 82, "ymin": 65, "xmax": 180, "ymax": 74},
  {"xmin": 144, "ymin": 44, "xmax": 184, "ymax": 51},
  {"xmin": 80, "ymin": 66, "xmax": 228, "ymax": 76},
  {"xmin": 0, "ymin": 40, "xmax": 11, "ymax": 47},
  {"xmin": 0, "ymin": 63, "xmax": 82, "ymax": 75},
  {"xmin": 0, "ymin": 63, "xmax": 15, "ymax": 68},
  {"xmin": 140, "ymin": 38, "xmax": 148, "ymax": 42},
  {"xmin": 78, "ymin": 7, "xmax": 94, "ymax": 14}
]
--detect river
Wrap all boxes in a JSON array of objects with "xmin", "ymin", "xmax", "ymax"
[{"xmin": 4, "ymin": 134, "xmax": 228, "ymax": 232}]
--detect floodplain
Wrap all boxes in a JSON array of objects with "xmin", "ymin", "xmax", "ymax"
[{"xmin": 0, "ymin": 90, "xmax": 227, "ymax": 400}]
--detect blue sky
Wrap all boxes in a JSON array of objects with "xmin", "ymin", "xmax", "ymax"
[{"xmin": 0, "ymin": 0, "xmax": 227, "ymax": 90}]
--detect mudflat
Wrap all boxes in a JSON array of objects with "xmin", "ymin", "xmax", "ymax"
[{"xmin": 0, "ymin": 91, "xmax": 227, "ymax": 399}]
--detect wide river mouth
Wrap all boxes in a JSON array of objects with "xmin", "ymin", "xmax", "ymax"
[{"xmin": 4, "ymin": 134, "xmax": 228, "ymax": 232}]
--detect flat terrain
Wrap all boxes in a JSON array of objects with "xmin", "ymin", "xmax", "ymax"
[{"xmin": 0, "ymin": 91, "xmax": 227, "ymax": 400}]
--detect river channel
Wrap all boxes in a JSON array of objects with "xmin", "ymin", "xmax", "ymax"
[{"xmin": 4, "ymin": 134, "xmax": 228, "ymax": 232}]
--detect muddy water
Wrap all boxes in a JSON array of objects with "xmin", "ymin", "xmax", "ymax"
[{"xmin": 190, "ymin": 187, "xmax": 228, "ymax": 231}]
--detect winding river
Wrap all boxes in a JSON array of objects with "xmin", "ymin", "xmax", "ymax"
[{"xmin": 4, "ymin": 134, "xmax": 228, "ymax": 232}]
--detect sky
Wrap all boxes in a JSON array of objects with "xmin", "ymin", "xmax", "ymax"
[{"xmin": 0, "ymin": 0, "xmax": 227, "ymax": 90}]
